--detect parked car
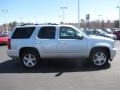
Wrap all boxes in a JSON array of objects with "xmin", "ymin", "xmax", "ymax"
[
  {"xmin": 113, "ymin": 29, "xmax": 120, "ymax": 40},
  {"xmin": 103, "ymin": 28, "xmax": 113, "ymax": 34},
  {"xmin": 100, "ymin": 29, "xmax": 117, "ymax": 40},
  {"xmin": 7, "ymin": 24, "xmax": 116, "ymax": 68},
  {"xmin": 83, "ymin": 29, "xmax": 117, "ymax": 40},
  {"xmin": 0, "ymin": 34, "xmax": 9, "ymax": 44}
]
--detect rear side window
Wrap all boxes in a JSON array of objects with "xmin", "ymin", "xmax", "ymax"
[
  {"xmin": 38, "ymin": 27, "xmax": 56, "ymax": 39},
  {"xmin": 12, "ymin": 27, "xmax": 35, "ymax": 39}
]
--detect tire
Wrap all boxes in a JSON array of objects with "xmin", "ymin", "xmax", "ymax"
[
  {"xmin": 20, "ymin": 50, "xmax": 40, "ymax": 68},
  {"xmin": 89, "ymin": 49, "xmax": 109, "ymax": 67}
]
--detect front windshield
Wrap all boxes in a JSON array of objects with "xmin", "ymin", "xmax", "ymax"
[
  {"xmin": 104, "ymin": 29, "xmax": 113, "ymax": 34},
  {"xmin": 98, "ymin": 29, "xmax": 107, "ymax": 34}
]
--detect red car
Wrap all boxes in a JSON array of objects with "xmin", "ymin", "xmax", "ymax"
[
  {"xmin": 113, "ymin": 29, "xmax": 120, "ymax": 40},
  {"xmin": 0, "ymin": 34, "xmax": 9, "ymax": 44}
]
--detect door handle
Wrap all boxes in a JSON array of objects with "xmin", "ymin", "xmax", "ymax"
[
  {"xmin": 60, "ymin": 42, "xmax": 66, "ymax": 46},
  {"xmin": 37, "ymin": 42, "xmax": 41, "ymax": 44}
]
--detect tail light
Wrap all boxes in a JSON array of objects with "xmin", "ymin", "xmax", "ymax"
[{"xmin": 7, "ymin": 38, "xmax": 11, "ymax": 49}]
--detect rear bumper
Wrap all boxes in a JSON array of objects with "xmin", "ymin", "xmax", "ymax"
[
  {"xmin": 7, "ymin": 49, "xmax": 19, "ymax": 58},
  {"xmin": 0, "ymin": 41, "xmax": 8, "ymax": 44}
]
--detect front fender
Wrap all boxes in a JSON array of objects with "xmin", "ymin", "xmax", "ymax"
[{"xmin": 88, "ymin": 42, "xmax": 111, "ymax": 56}]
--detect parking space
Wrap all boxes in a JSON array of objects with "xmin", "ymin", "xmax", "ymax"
[{"xmin": 0, "ymin": 41, "xmax": 120, "ymax": 90}]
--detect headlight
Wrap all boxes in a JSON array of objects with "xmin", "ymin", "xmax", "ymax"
[{"xmin": 112, "ymin": 41, "xmax": 115, "ymax": 48}]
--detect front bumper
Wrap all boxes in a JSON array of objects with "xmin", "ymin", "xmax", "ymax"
[{"xmin": 110, "ymin": 48, "xmax": 116, "ymax": 60}]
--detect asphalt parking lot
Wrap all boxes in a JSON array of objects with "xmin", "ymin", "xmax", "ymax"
[{"xmin": 0, "ymin": 41, "xmax": 120, "ymax": 90}]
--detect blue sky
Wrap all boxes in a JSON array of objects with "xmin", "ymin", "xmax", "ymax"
[{"xmin": 0, "ymin": 0, "xmax": 120, "ymax": 24}]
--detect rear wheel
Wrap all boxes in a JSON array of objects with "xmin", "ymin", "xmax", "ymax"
[
  {"xmin": 90, "ymin": 49, "xmax": 109, "ymax": 67},
  {"xmin": 21, "ymin": 50, "xmax": 40, "ymax": 68}
]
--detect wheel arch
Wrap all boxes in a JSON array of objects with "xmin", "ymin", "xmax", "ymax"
[
  {"xmin": 89, "ymin": 46, "xmax": 110, "ymax": 60},
  {"xmin": 19, "ymin": 47, "xmax": 40, "ymax": 59}
]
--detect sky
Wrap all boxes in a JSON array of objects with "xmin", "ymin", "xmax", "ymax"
[{"xmin": 0, "ymin": 0, "xmax": 120, "ymax": 25}]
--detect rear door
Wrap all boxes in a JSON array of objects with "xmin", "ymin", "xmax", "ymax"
[{"xmin": 37, "ymin": 26, "xmax": 58, "ymax": 58}]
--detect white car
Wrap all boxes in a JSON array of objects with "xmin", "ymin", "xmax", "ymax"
[
  {"xmin": 101, "ymin": 29, "xmax": 117, "ymax": 40},
  {"xmin": 7, "ymin": 24, "xmax": 116, "ymax": 68},
  {"xmin": 83, "ymin": 29, "xmax": 117, "ymax": 40}
]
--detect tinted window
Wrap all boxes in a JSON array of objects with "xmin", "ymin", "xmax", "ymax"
[
  {"xmin": 12, "ymin": 27, "xmax": 35, "ymax": 39},
  {"xmin": 60, "ymin": 27, "xmax": 78, "ymax": 39},
  {"xmin": 38, "ymin": 27, "xmax": 56, "ymax": 39}
]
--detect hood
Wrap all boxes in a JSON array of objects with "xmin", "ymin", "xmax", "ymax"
[
  {"xmin": 105, "ymin": 34, "xmax": 117, "ymax": 39},
  {"xmin": 106, "ymin": 34, "xmax": 115, "ymax": 37},
  {"xmin": 88, "ymin": 35, "xmax": 114, "ymax": 42}
]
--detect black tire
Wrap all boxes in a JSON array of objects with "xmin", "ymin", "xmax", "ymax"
[
  {"xmin": 89, "ymin": 48, "xmax": 109, "ymax": 67},
  {"xmin": 20, "ymin": 50, "xmax": 40, "ymax": 68}
]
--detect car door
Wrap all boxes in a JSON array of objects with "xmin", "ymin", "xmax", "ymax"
[
  {"xmin": 37, "ymin": 26, "xmax": 58, "ymax": 58},
  {"xmin": 58, "ymin": 26, "xmax": 88, "ymax": 58}
]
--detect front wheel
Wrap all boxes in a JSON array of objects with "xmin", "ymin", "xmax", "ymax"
[{"xmin": 90, "ymin": 49, "xmax": 109, "ymax": 67}]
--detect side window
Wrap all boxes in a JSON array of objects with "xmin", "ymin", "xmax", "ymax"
[
  {"xmin": 11, "ymin": 27, "xmax": 35, "ymax": 39},
  {"xmin": 60, "ymin": 27, "xmax": 78, "ymax": 39},
  {"xmin": 38, "ymin": 27, "xmax": 56, "ymax": 39}
]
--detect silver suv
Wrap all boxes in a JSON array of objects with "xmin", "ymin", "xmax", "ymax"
[{"xmin": 7, "ymin": 24, "xmax": 116, "ymax": 68}]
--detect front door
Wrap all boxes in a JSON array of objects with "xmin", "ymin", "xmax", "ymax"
[{"xmin": 58, "ymin": 26, "xmax": 88, "ymax": 58}]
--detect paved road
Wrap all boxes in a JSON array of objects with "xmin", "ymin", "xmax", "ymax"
[{"xmin": 0, "ymin": 42, "xmax": 120, "ymax": 90}]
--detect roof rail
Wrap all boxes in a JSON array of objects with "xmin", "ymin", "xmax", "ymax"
[
  {"xmin": 48, "ymin": 23, "xmax": 58, "ymax": 25},
  {"xmin": 19, "ymin": 23, "xmax": 35, "ymax": 26},
  {"xmin": 19, "ymin": 23, "xmax": 58, "ymax": 26}
]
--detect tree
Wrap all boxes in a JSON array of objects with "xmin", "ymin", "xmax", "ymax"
[
  {"xmin": 106, "ymin": 20, "xmax": 112, "ymax": 28},
  {"xmin": 8, "ymin": 21, "xmax": 18, "ymax": 31},
  {"xmin": 80, "ymin": 19, "xmax": 86, "ymax": 28},
  {"xmin": 114, "ymin": 20, "xmax": 119, "ymax": 28},
  {"xmin": 101, "ymin": 20, "xmax": 105, "ymax": 29}
]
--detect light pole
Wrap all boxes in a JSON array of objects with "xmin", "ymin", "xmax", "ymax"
[
  {"xmin": 117, "ymin": 6, "xmax": 120, "ymax": 29},
  {"xmin": 60, "ymin": 6, "xmax": 67, "ymax": 23},
  {"xmin": 98, "ymin": 15, "xmax": 102, "ymax": 29},
  {"xmin": 78, "ymin": 0, "xmax": 80, "ymax": 28}
]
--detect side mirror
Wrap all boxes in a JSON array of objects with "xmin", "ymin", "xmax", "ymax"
[{"xmin": 76, "ymin": 34, "xmax": 84, "ymax": 40}]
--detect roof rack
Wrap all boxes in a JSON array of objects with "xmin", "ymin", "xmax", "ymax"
[
  {"xmin": 19, "ymin": 24, "xmax": 34, "ymax": 26},
  {"xmin": 19, "ymin": 23, "xmax": 58, "ymax": 26},
  {"xmin": 47, "ymin": 23, "xmax": 58, "ymax": 25}
]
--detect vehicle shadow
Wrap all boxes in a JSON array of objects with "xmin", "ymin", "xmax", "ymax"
[
  {"xmin": 0, "ymin": 44, "xmax": 7, "ymax": 46},
  {"xmin": 0, "ymin": 58, "xmax": 110, "ymax": 76}
]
